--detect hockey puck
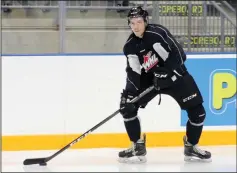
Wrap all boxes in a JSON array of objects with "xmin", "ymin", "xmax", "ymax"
[{"xmin": 39, "ymin": 162, "xmax": 47, "ymax": 166}]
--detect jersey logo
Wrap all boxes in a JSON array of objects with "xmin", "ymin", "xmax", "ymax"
[{"xmin": 142, "ymin": 51, "xmax": 159, "ymax": 72}]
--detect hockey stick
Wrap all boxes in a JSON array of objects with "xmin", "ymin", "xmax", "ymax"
[{"xmin": 23, "ymin": 86, "xmax": 154, "ymax": 166}]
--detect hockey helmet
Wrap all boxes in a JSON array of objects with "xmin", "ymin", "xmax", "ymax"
[{"xmin": 127, "ymin": 6, "xmax": 149, "ymax": 25}]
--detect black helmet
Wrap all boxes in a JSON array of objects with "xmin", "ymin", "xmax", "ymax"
[{"xmin": 127, "ymin": 6, "xmax": 149, "ymax": 25}]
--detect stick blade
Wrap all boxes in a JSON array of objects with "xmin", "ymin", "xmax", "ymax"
[{"xmin": 23, "ymin": 157, "xmax": 47, "ymax": 165}]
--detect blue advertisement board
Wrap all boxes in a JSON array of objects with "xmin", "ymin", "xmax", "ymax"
[{"xmin": 181, "ymin": 57, "xmax": 236, "ymax": 126}]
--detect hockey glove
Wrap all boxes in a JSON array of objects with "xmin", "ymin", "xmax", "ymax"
[
  {"xmin": 119, "ymin": 90, "xmax": 138, "ymax": 116},
  {"xmin": 153, "ymin": 67, "xmax": 174, "ymax": 90}
]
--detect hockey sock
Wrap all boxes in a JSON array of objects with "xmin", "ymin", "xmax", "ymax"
[
  {"xmin": 124, "ymin": 117, "xmax": 141, "ymax": 143},
  {"xmin": 186, "ymin": 120, "xmax": 203, "ymax": 145}
]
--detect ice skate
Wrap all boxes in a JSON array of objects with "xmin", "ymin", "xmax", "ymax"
[
  {"xmin": 118, "ymin": 134, "xmax": 147, "ymax": 164},
  {"xmin": 183, "ymin": 136, "xmax": 212, "ymax": 162}
]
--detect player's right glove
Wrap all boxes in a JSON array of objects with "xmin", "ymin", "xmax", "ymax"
[
  {"xmin": 153, "ymin": 67, "xmax": 174, "ymax": 90},
  {"xmin": 119, "ymin": 90, "xmax": 138, "ymax": 116}
]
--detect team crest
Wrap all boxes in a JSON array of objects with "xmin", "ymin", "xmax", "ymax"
[{"xmin": 142, "ymin": 51, "xmax": 159, "ymax": 72}]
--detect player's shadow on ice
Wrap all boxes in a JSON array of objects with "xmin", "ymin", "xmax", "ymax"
[
  {"xmin": 23, "ymin": 165, "xmax": 52, "ymax": 172},
  {"xmin": 118, "ymin": 163, "xmax": 148, "ymax": 172}
]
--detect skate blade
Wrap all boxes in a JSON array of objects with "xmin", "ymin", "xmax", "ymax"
[
  {"xmin": 184, "ymin": 156, "xmax": 212, "ymax": 163},
  {"xmin": 118, "ymin": 156, "xmax": 147, "ymax": 164}
]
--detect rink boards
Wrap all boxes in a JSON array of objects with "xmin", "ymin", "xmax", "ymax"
[{"xmin": 2, "ymin": 53, "xmax": 236, "ymax": 151}]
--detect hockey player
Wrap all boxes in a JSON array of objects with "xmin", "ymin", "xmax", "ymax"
[{"xmin": 118, "ymin": 6, "xmax": 211, "ymax": 163}]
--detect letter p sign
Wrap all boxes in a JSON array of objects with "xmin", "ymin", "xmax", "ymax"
[{"xmin": 210, "ymin": 69, "xmax": 236, "ymax": 115}]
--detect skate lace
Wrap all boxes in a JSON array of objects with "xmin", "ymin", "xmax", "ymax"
[
  {"xmin": 193, "ymin": 145, "xmax": 206, "ymax": 155},
  {"xmin": 124, "ymin": 143, "xmax": 135, "ymax": 153}
]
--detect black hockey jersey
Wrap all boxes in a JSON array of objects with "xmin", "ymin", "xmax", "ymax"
[{"xmin": 123, "ymin": 24, "xmax": 187, "ymax": 94}]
